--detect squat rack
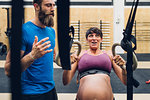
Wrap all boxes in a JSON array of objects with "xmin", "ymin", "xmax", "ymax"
[
  {"xmin": 11, "ymin": 0, "xmax": 139, "ymax": 100},
  {"xmin": 11, "ymin": 0, "xmax": 24, "ymax": 100}
]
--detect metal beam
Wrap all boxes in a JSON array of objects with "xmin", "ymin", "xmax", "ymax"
[{"xmin": 11, "ymin": 0, "xmax": 24, "ymax": 100}]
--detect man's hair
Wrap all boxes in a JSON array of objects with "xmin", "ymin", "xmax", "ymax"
[
  {"xmin": 86, "ymin": 27, "xmax": 103, "ymax": 39},
  {"xmin": 33, "ymin": 0, "xmax": 43, "ymax": 5}
]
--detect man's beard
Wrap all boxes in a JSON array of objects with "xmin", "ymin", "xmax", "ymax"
[{"xmin": 38, "ymin": 9, "xmax": 54, "ymax": 27}]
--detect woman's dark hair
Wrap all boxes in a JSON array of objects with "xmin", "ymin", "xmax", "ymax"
[
  {"xmin": 33, "ymin": 0, "xmax": 43, "ymax": 5},
  {"xmin": 85, "ymin": 27, "xmax": 103, "ymax": 39}
]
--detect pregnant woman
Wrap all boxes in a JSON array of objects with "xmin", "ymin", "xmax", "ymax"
[{"xmin": 63, "ymin": 27, "xmax": 127, "ymax": 100}]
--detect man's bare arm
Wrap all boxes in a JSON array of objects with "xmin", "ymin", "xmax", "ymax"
[{"xmin": 4, "ymin": 36, "xmax": 53, "ymax": 77}]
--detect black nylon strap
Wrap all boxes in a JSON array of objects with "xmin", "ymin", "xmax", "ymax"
[
  {"xmin": 120, "ymin": 0, "xmax": 140, "ymax": 100},
  {"xmin": 57, "ymin": 0, "xmax": 71, "ymax": 70},
  {"xmin": 69, "ymin": 26, "xmax": 75, "ymax": 50}
]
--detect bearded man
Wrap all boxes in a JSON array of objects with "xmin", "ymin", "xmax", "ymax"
[{"xmin": 4, "ymin": 0, "xmax": 58, "ymax": 100}]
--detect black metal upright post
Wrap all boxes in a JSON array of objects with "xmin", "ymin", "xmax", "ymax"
[
  {"xmin": 78, "ymin": 20, "xmax": 80, "ymax": 41},
  {"xmin": 11, "ymin": 0, "xmax": 24, "ymax": 100},
  {"xmin": 3, "ymin": 8, "xmax": 12, "ymax": 45},
  {"xmin": 100, "ymin": 20, "xmax": 102, "ymax": 50},
  {"xmin": 134, "ymin": 21, "xmax": 136, "ymax": 38},
  {"xmin": 6, "ymin": 8, "xmax": 10, "ymax": 29}
]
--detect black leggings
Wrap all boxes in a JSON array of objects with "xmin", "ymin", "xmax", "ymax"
[{"xmin": 22, "ymin": 87, "xmax": 58, "ymax": 100}]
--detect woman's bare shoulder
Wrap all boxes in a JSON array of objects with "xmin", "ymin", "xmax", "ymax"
[
  {"xmin": 102, "ymin": 50, "xmax": 113, "ymax": 58},
  {"xmin": 78, "ymin": 50, "xmax": 87, "ymax": 58}
]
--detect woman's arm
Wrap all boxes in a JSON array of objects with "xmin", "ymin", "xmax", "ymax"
[
  {"xmin": 62, "ymin": 50, "xmax": 86, "ymax": 85},
  {"xmin": 112, "ymin": 55, "xmax": 127, "ymax": 85},
  {"xmin": 63, "ymin": 60, "xmax": 78, "ymax": 85},
  {"xmin": 106, "ymin": 50, "xmax": 127, "ymax": 85}
]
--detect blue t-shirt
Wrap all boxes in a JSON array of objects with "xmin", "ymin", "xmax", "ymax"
[{"xmin": 21, "ymin": 21, "xmax": 55, "ymax": 95}]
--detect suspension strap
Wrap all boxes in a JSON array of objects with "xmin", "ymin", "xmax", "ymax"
[
  {"xmin": 57, "ymin": 0, "xmax": 71, "ymax": 70},
  {"xmin": 69, "ymin": 26, "xmax": 75, "ymax": 50},
  {"xmin": 120, "ymin": 0, "xmax": 140, "ymax": 100}
]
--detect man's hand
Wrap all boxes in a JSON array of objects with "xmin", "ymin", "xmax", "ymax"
[{"xmin": 30, "ymin": 36, "xmax": 53, "ymax": 60}]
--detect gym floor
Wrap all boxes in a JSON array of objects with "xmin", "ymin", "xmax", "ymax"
[{"xmin": 0, "ymin": 60, "xmax": 150, "ymax": 100}]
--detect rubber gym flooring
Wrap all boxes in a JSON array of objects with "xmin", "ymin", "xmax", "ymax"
[{"xmin": 0, "ymin": 68, "xmax": 150, "ymax": 93}]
